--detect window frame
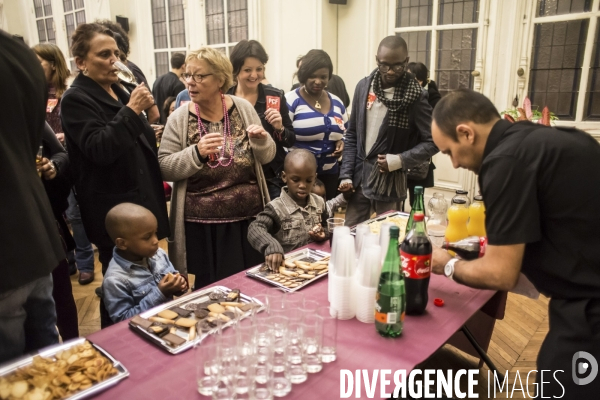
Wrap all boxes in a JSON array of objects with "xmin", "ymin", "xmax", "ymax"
[
  {"xmin": 63, "ymin": 0, "xmax": 87, "ymax": 72},
  {"xmin": 151, "ymin": 0, "xmax": 188, "ymax": 78},
  {"xmin": 388, "ymin": 0, "xmax": 485, "ymax": 94},
  {"xmin": 524, "ymin": 0, "xmax": 600, "ymax": 124},
  {"xmin": 33, "ymin": 0, "xmax": 56, "ymax": 44},
  {"xmin": 203, "ymin": 0, "xmax": 250, "ymax": 56}
]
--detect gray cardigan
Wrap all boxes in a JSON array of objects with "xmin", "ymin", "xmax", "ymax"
[{"xmin": 158, "ymin": 95, "xmax": 276, "ymax": 273}]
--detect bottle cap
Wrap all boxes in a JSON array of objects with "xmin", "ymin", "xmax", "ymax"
[
  {"xmin": 473, "ymin": 195, "xmax": 483, "ymax": 201},
  {"xmin": 452, "ymin": 199, "xmax": 467, "ymax": 205},
  {"xmin": 415, "ymin": 186, "xmax": 423, "ymax": 194},
  {"xmin": 456, "ymin": 190, "xmax": 468, "ymax": 195},
  {"xmin": 414, "ymin": 213, "xmax": 425, "ymax": 222},
  {"xmin": 389, "ymin": 226, "xmax": 399, "ymax": 238},
  {"xmin": 434, "ymin": 298, "xmax": 445, "ymax": 307}
]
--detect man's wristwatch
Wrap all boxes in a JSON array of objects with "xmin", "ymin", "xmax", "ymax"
[{"xmin": 444, "ymin": 258, "xmax": 459, "ymax": 281}]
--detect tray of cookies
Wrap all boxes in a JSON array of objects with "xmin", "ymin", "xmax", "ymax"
[
  {"xmin": 350, "ymin": 211, "xmax": 410, "ymax": 239},
  {"xmin": 0, "ymin": 338, "xmax": 128, "ymax": 400},
  {"xmin": 245, "ymin": 248, "xmax": 330, "ymax": 292},
  {"xmin": 128, "ymin": 286, "xmax": 263, "ymax": 355}
]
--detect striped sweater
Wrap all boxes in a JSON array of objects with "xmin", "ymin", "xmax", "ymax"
[{"xmin": 285, "ymin": 88, "xmax": 348, "ymax": 174}]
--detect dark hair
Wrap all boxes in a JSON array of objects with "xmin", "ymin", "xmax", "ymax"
[
  {"xmin": 406, "ymin": 62, "xmax": 428, "ymax": 85},
  {"xmin": 229, "ymin": 40, "xmax": 269, "ymax": 79},
  {"xmin": 32, "ymin": 43, "xmax": 71, "ymax": 98},
  {"xmin": 163, "ymin": 96, "xmax": 176, "ymax": 117},
  {"xmin": 95, "ymin": 19, "xmax": 130, "ymax": 61},
  {"xmin": 297, "ymin": 49, "xmax": 333, "ymax": 84},
  {"xmin": 433, "ymin": 89, "xmax": 501, "ymax": 141},
  {"xmin": 314, "ymin": 178, "xmax": 324, "ymax": 188},
  {"xmin": 171, "ymin": 52, "xmax": 186, "ymax": 69},
  {"xmin": 378, "ymin": 36, "xmax": 408, "ymax": 53},
  {"xmin": 70, "ymin": 23, "xmax": 114, "ymax": 64}
]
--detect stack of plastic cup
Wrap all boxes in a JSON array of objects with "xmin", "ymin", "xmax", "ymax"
[
  {"xmin": 354, "ymin": 245, "xmax": 381, "ymax": 323},
  {"xmin": 328, "ymin": 226, "xmax": 350, "ymax": 303},
  {"xmin": 354, "ymin": 224, "xmax": 370, "ymax": 261},
  {"xmin": 330, "ymin": 233, "xmax": 356, "ymax": 320}
]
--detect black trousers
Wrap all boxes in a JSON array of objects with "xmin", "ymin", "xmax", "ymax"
[
  {"xmin": 535, "ymin": 298, "xmax": 600, "ymax": 397},
  {"xmin": 98, "ymin": 246, "xmax": 114, "ymax": 329},
  {"xmin": 317, "ymin": 172, "xmax": 339, "ymax": 201},
  {"xmin": 51, "ymin": 258, "xmax": 79, "ymax": 340}
]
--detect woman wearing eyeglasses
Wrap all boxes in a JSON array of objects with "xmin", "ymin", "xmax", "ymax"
[{"xmin": 158, "ymin": 47, "xmax": 275, "ymax": 289}]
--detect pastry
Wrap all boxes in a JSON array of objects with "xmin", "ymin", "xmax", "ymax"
[
  {"xmin": 174, "ymin": 318, "xmax": 197, "ymax": 328},
  {"xmin": 157, "ymin": 309, "xmax": 178, "ymax": 320},
  {"xmin": 170, "ymin": 306, "xmax": 192, "ymax": 317},
  {"xmin": 163, "ymin": 333, "xmax": 186, "ymax": 347},
  {"xmin": 130, "ymin": 316, "xmax": 153, "ymax": 329},
  {"xmin": 207, "ymin": 303, "xmax": 225, "ymax": 313},
  {"xmin": 194, "ymin": 309, "xmax": 209, "ymax": 319}
]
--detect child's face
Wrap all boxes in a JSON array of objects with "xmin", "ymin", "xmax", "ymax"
[
  {"xmin": 311, "ymin": 185, "xmax": 326, "ymax": 201},
  {"xmin": 282, "ymin": 160, "xmax": 317, "ymax": 205},
  {"xmin": 117, "ymin": 215, "xmax": 160, "ymax": 259}
]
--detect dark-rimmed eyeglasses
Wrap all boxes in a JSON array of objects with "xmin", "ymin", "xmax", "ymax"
[
  {"xmin": 182, "ymin": 73, "xmax": 213, "ymax": 83},
  {"xmin": 377, "ymin": 59, "xmax": 408, "ymax": 73}
]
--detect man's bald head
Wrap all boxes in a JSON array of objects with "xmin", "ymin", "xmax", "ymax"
[
  {"xmin": 105, "ymin": 203, "xmax": 157, "ymax": 242},
  {"xmin": 283, "ymin": 149, "xmax": 317, "ymax": 175},
  {"xmin": 378, "ymin": 36, "xmax": 408, "ymax": 53}
]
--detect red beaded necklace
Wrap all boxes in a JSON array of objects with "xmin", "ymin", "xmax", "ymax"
[{"xmin": 194, "ymin": 93, "xmax": 234, "ymax": 168}]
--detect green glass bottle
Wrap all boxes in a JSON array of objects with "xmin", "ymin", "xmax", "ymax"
[
  {"xmin": 405, "ymin": 186, "xmax": 425, "ymax": 235},
  {"xmin": 375, "ymin": 226, "xmax": 406, "ymax": 338}
]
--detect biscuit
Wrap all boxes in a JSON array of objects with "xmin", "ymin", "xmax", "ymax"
[
  {"xmin": 157, "ymin": 310, "xmax": 178, "ymax": 320},
  {"xmin": 207, "ymin": 304, "xmax": 225, "ymax": 313},
  {"xmin": 174, "ymin": 318, "xmax": 197, "ymax": 328},
  {"xmin": 163, "ymin": 333, "xmax": 186, "ymax": 347}
]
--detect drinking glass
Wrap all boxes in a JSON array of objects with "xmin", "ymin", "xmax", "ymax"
[
  {"xmin": 36, "ymin": 146, "xmax": 43, "ymax": 178},
  {"xmin": 283, "ymin": 292, "xmax": 304, "ymax": 312},
  {"xmin": 302, "ymin": 314, "xmax": 323, "ymax": 373},
  {"xmin": 302, "ymin": 300, "xmax": 320, "ymax": 313},
  {"xmin": 248, "ymin": 356, "xmax": 273, "ymax": 400},
  {"xmin": 317, "ymin": 306, "xmax": 338, "ymax": 363},
  {"xmin": 114, "ymin": 61, "xmax": 137, "ymax": 85},
  {"xmin": 208, "ymin": 122, "xmax": 228, "ymax": 162},
  {"xmin": 253, "ymin": 290, "xmax": 283, "ymax": 317},
  {"xmin": 327, "ymin": 217, "xmax": 345, "ymax": 247},
  {"xmin": 196, "ymin": 341, "xmax": 219, "ymax": 396}
]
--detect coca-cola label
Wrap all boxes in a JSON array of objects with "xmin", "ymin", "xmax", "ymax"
[
  {"xmin": 479, "ymin": 237, "xmax": 488, "ymax": 257},
  {"xmin": 401, "ymin": 252, "xmax": 432, "ymax": 279}
]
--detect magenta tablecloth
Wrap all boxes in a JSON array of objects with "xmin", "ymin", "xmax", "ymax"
[{"xmin": 88, "ymin": 242, "xmax": 497, "ymax": 399}]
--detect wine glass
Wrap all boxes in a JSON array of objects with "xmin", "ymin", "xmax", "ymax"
[
  {"xmin": 209, "ymin": 122, "xmax": 228, "ymax": 162},
  {"xmin": 113, "ymin": 61, "xmax": 137, "ymax": 86},
  {"xmin": 36, "ymin": 146, "xmax": 43, "ymax": 178}
]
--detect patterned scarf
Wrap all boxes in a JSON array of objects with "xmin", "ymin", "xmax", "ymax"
[{"xmin": 372, "ymin": 70, "xmax": 422, "ymax": 129}]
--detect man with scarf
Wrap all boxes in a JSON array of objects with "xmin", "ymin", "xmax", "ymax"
[{"xmin": 339, "ymin": 36, "xmax": 438, "ymax": 226}]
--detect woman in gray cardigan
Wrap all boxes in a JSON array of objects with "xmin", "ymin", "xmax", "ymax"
[{"xmin": 158, "ymin": 48, "xmax": 275, "ymax": 289}]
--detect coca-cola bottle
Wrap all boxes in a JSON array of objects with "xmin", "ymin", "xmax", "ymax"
[
  {"xmin": 400, "ymin": 213, "xmax": 431, "ymax": 315},
  {"xmin": 442, "ymin": 236, "xmax": 487, "ymax": 260}
]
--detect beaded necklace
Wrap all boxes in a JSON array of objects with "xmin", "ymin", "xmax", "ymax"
[{"xmin": 194, "ymin": 93, "xmax": 234, "ymax": 168}]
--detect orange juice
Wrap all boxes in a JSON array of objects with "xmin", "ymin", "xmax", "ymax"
[
  {"xmin": 446, "ymin": 200, "xmax": 469, "ymax": 249},
  {"xmin": 468, "ymin": 196, "xmax": 486, "ymax": 237}
]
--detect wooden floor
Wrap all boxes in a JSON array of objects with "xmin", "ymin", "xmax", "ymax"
[{"xmin": 72, "ymin": 242, "xmax": 549, "ymax": 399}]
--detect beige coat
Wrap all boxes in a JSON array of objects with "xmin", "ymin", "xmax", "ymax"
[{"xmin": 158, "ymin": 96, "xmax": 276, "ymax": 273}]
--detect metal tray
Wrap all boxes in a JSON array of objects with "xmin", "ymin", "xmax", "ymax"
[
  {"xmin": 246, "ymin": 248, "xmax": 331, "ymax": 292},
  {"xmin": 129, "ymin": 286, "xmax": 263, "ymax": 355},
  {"xmin": 0, "ymin": 338, "xmax": 129, "ymax": 400},
  {"xmin": 350, "ymin": 211, "xmax": 410, "ymax": 236}
]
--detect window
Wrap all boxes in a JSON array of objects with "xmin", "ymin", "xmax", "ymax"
[
  {"xmin": 63, "ymin": 0, "xmax": 86, "ymax": 71},
  {"xmin": 394, "ymin": 0, "xmax": 480, "ymax": 96},
  {"xmin": 151, "ymin": 0, "xmax": 187, "ymax": 77},
  {"xmin": 33, "ymin": 0, "xmax": 55, "ymax": 44},
  {"xmin": 205, "ymin": 0, "xmax": 248, "ymax": 56},
  {"xmin": 528, "ymin": 1, "xmax": 600, "ymax": 121}
]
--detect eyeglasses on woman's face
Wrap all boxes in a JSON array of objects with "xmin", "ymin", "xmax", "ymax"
[
  {"xmin": 377, "ymin": 58, "xmax": 409, "ymax": 73},
  {"xmin": 182, "ymin": 72, "xmax": 213, "ymax": 83}
]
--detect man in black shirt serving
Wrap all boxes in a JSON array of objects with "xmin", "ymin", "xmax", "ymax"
[{"xmin": 431, "ymin": 89, "xmax": 600, "ymax": 397}]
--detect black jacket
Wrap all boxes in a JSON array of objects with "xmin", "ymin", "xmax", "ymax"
[
  {"xmin": 227, "ymin": 83, "xmax": 295, "ymax": 185},
  {"xmin": 153, "ymin": 71, "xmax": 185, "ymax": 124},
  {"xmin": 339, "ymin": 69, "xmax": 438, "ymax": 202},
  {"xmin": 61, "ymin": 74, "xmax": 170, "ymax": 248},
  {"xmin": 425, "ymin": 80, "xmax": 442, "ymax": 109},
  {"xmin": 0, "ymin": 31, "xmax": 64, "ymax": 292}
]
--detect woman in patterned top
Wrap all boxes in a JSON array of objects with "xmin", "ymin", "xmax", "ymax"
[
  {"xmin": 33, "ymin": 43, "xmax": 70, "ymax": 144},
  {"xmin": 285, "ymin": 49, "xmax": 348, "ymax": 200},
  {"xmin": 158, "ymin": 47, "xmax": 276, "ymax": 289}
]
